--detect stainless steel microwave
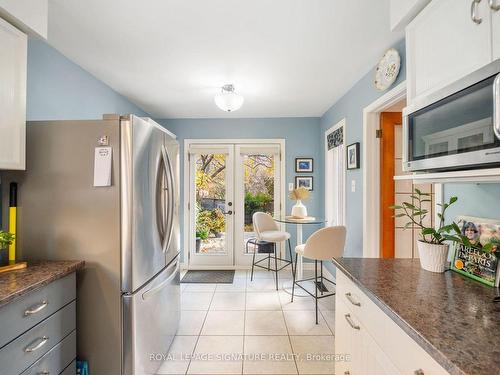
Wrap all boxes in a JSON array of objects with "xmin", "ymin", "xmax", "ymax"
[{"xmin": 403, "ymin": 59, "xmax": 500, "ymax": 172}]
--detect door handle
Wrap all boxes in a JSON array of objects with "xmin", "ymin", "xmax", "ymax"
[
  {"xmin": 222, "ymin": 210, "xmax": 233, "ymax": 215},
  {"xmin": 494, "ymin": 73, "xmax": 500, "ymax": 140},
  {"xmin": 161, "ymin": 146, "xmax": 175, "ymax": 253},
  {"xmin": 471, "ymin": 0, "xmax": 483, "ymax": 24},
  {"xmin": 489, "ymin": 0, "xmax": 500, "ymax": 10}
]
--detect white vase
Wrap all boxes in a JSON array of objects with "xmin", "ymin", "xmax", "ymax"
[
  {"xmin": 417, "ymin": 241, "xmax": 450, "ymax": 273},
  {"xmin": 291, "ymin": 200, "xmax": 308, "ymax": 219}
]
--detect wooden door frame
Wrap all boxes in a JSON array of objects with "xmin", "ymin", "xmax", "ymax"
[
  {"xmin": 379, "ymin": 112, "xmax": 402, "ymax": 258},
  {"xmin": 362, "ymin": 81, "xmax": 444, "ymax": 258},
  {"xmin": 362, "ymin": 82, "xmax": 406, "ymax": 258}
]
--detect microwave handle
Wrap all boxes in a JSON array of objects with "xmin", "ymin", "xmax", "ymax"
[{"xmin": 494, "ymin": 73, "xmax": 500, "ymax": 140}]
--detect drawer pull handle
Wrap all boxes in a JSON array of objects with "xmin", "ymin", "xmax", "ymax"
[
  {"xmin": 471, "ymin": 0, "xmax": 483, "ymax": 24},
  {"xmin": 344, "ymin": 372, "xmax": 350, "ymax": 375},
  {"xmin": 345, "ymin": 292, "xmax": 361, "ymax": 306},
  {"xmin": 24, "ymin": 336, "xmax": 49, "ymax": 352},
  {"xmin": 414, "ymin": 370, "xmax": 424, "ymax": 375},
  {"xmin": 39, "ymin": 372, "xmax": 50, "ymax": 375},
  {"xmin": 344, "ymin": 314, "xmax": 360, "ymax": 330},
  {"xmin": 489, "ymin": 0, "xmax": 500, "ymax": 11},
  {"xmin": 24, "ymin": 301, "xmax": 48, "ymax": 316}
]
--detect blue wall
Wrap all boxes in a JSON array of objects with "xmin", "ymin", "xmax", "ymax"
[
  {"xmin": 157, "ymin": 118, "xmax": 323, "ymax": 261},
  {"xmin": 444, "ymin": 184, "xmax": 500, "ymax": 223},
  {"xmin": 27, "ymin": 37, "xmax": 148, "ymax": 120},
  {"xmin": 319, "ymin": 39, "xmax": 406, "ymax": 257}
]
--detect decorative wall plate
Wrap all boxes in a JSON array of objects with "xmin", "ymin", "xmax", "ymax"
[{"xmin": 374, "ymin": 48, "xmax": 401, "ymax": 91}]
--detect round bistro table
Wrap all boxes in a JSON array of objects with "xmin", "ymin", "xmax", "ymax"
[{"xmin": 273, "ymin": 216, "xmax": 327, "ymax": 296}]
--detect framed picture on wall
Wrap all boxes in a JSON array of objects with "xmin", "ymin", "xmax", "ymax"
[
  {"xmin": 295, "ymin": 158, "xmax": 313, "ymax": 173},
  {"xmin": 295, "ymin": 176, "xmax": 313, "ymax": 191},
  {"xmin": 347, "ymin": 142, "xmax": 360, "ymax": 170}
]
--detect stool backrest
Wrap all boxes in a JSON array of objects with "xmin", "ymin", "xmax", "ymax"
[
  {"xmin": 303, "ymin": 226, "xmax": 346, "ymax": 261},
  {"xmin": 252, "ymin": 212, "xmax": 279, "ymax": 239}
]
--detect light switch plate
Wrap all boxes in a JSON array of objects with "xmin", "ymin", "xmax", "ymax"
[{"xmin": 289, "ymin": 183, "xmax": 294, "ymax": 191}]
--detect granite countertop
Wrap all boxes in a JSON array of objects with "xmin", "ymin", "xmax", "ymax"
[
  {"xmin": 333, "ymin": 258, "xmax": 500, "ymax": 375},
  {"xmin": 0, "ymin": 260, "xmax": 84, "ymax": 308}
]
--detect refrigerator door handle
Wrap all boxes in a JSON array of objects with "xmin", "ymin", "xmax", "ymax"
[
  {"xmin": 161, "ymin": 145, "xmax": 175, "ymax": 253},
  {"xmin": 142, "ymin": 258, "xmax": 179, "ymax": 300},
  {"xmin": 156, "ymin": 150, "xmax": 167, "ymax": 251}
]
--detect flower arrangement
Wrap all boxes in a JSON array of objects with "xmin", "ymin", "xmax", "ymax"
[{"xmin": 289, "ymin": 187, "xmax": 310, "ymax": 201}]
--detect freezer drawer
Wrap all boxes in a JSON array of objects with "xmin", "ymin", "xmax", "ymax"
[{"xmin": 122, "ymin": 256, "xmax": 180, "ymax": 375}]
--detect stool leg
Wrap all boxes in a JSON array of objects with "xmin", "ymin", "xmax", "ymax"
[
  {"xmin": 320, "ymin": 260, "xmax": 324, "ymax": 295},
  {"xmin": 274, "ymin": 247, "xmax": 279, "ymax": 291},
  {"xmin": 268, "ymin": 252, "xmax": 271, "ymax": 271},
  {"xmin": 287, "ymin": 239, "xmax": 294, "ymax": 277},
  {"xmin": 250, "ymin": 241, "xmax": 256, "ymax": 282},
  {"xmin": 315, "ymin": 260, "xmax": 319, "ymax": 325},
  {"xmin": 291, "ymin": 252, "xmax": 298, "ymax": 302}
]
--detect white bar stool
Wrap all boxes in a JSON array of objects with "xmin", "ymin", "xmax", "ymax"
[
  {"xmin": 251, "ymin": 212, "xmax": 294, "ymax": 290},
  {"xmin": 291, "ymin": 226, "xmax": 346, "ymax": 324}
]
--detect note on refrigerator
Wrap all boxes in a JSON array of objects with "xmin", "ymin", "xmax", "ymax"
[{"xmin": 93, "ymin": 146, "xmax": 112, "ymax": 187}]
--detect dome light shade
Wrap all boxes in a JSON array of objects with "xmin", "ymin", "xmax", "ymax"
[{"xmin": 214, "ymin": 84, "xmax": 244, "ymax": 112}]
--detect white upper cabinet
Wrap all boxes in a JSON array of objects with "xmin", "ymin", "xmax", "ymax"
[
  {"xmin": 390, "ymin": 0, "xmax": 431, "ymax": 31},
  {"xmin": 406, "ymin": 0, "xmax": 493, "ymax": 102},
  {"xmin": 0, "ymin": 0, "xmax": 47, "ymax": 39},
  {"xmin": 493, "ymin": 1, "xmax": 500, "ymax": 60},
  {"xmin": 0, "ymin": 17, "xmax": 27, "ymax": 170}
]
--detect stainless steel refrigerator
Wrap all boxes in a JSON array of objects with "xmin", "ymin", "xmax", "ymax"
[{"xmin": 1, "ymin": 114, "xmax": 180, "ymax": 374}]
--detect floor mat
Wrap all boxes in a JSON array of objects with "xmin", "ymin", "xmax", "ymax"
[{"xmin": 181, "ymin": 270, "xmax": 235, "ymax": 284}]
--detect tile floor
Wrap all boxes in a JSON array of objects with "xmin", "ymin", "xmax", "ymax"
[{"xmin": 157, "ymin": 268, "xmax": 336, "ymax": 375}]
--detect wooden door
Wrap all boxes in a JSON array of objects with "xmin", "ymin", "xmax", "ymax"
[{"xmin": 380, "ymin": 112, "xmax": 402, "ymax": 258}]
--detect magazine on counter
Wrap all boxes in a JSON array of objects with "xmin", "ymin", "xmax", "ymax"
[{"xmin": 450, "ymin": 216, "xmax": 500, "ymax": 287}]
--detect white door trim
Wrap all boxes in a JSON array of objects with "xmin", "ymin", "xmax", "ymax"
[
  {"xmin": 362, "ymin": 81, "xmax": 407, "ymax": 258},
  {"xmin": 324, "ymin": 119, "xmax": 347, "ymax": 226},
  {"xmin": 183, "ymin": 138, "xmax": 286, "ymax": 269}
]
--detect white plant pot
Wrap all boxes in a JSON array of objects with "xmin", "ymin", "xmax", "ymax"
[
  {"xmin": 417, "ymin": 241, "xmax": 450, "ymax": 273},
  {"xmin": 291, "ymin": 200, "xmax": 307, "ymax": 219}
]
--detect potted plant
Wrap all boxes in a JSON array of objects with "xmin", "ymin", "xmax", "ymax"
[
  {"xmin": 195, "ymin": 228, "xmax": 209, "ymax": 253},
  {"xmin": 289, "ymin": 187, "xmax": 310, "ymax": 219},
  {"xmin": 0, "ymin": 231, "xmax": 15, "ymax": 266},
  {"xmin": 391, "ymin": 189, "xmax": 464, "ymax": 273}
]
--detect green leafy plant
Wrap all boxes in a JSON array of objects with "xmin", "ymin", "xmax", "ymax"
[
  {"xmin": 391, "ymin": 189, "xmax": 462, "ymax": 245},
  {"xmin": 0, "ymin": 231, "xmax": 15, "ymax": 250},
  {"xmin": 197, "ymin": 208, "xmax": 225, "ymax": 235},
  {"xmin": 196, "ymin": 228, "xmax": 209, "ymax": 240},
  {"xmin": 244, "ymin": 192, "xmax": 273, "ymax": 215}
]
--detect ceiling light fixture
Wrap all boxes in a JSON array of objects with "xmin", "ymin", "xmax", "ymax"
[{"xmin": 214, "ymin": 84, "xmax": 244, "ymax": 112}]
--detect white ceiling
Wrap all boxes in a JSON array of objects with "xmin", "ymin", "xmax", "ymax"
[{"xmin": 48, "ymin": 0, "xmax": 403, "ymax": 119}]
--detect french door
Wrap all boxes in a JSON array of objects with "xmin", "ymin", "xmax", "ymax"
[{"xmin": 187, "ymin": 141, "xmax": 283, "ymax": 268}]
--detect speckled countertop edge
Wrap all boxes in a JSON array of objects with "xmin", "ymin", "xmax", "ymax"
[
  {"xmin": 0, "ymin": 260, "xmax": 85, "ymax": 308},
  {"xmin": 332, "ymin": 258, "xmax": 499, "ymax": 375}
]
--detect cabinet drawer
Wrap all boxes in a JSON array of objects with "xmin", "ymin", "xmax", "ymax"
[
  {"xmin": 336, "ymin": 271, "xmax": 449, "ymax": 375},
  {"xmin": 21, "ymin": 330, "xmax": 76, "ymax": 375},
  {"xmin": 60, "ymin": 360, "xmax": 76, "ymax": 375},
  {"xmin": 0, "ymin": 301, "xmax": 76, "ymax": 375},
  {"xmin": 0, "ymin": 273, "xmax": 76, "ymax": 349}
]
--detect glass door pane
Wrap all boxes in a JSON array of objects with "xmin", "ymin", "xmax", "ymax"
[
  {"xmin": 234, "ymin": 144, "xmax": 282, "ymax": 267},
  {"xmin": 188, "ymin": 145, "xmax": 234, "ymax": 267},
  {"xmin": 195, "ymin": 153, "xmax": 228, "ymax": 255},
  {"xmin": 242, "ymin": 153, "xmax": 276, "ymax": 254}
]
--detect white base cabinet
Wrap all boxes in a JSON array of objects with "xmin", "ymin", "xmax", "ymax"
[
  {"xmin": 335, "ymin": 271, "xmax": 450, "ymax": 375},
  {"xmin": 0, "ymin": 16, "xmax": 26, "ymax": 170}
]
